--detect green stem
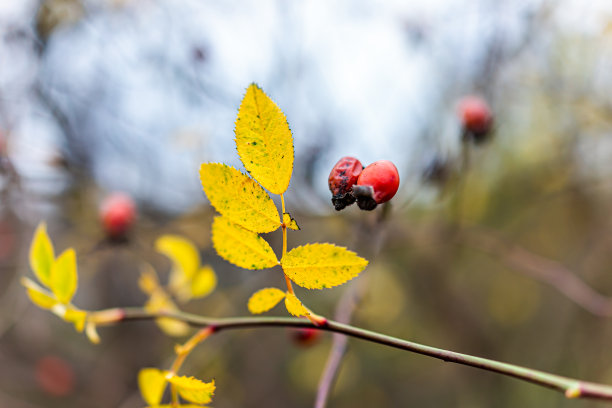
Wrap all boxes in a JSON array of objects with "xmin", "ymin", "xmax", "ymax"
[{"xmin": 115, "ymin": 307, "xmax": 612, "ymax": 401}]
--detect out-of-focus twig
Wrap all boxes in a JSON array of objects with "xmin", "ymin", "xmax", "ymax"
[{"xmin": 463, "ymin": 227, "xmax": 612, "ymax": 317}]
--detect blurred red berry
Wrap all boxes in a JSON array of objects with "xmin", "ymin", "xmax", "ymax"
[
  {"xmin": 328, "ymin": 156, "xmax": 363, "ymax": 211},
  {"xmin": 291, "ymin": 327, "xmax": 321, "ymax": 347},
  {"xmin": 35, "ymin": 355, "xmax": 75, "ymax": 397},
  {"xmin": 457, "ymin": 96, "xmax": 493, "ymax": 143},
  {"xmin": 100, "ymin": 192, "xmax": 136, "ymax": 239},
  {"xmin": 353, "ymin": 160, "xmax": 400, "ymax": 211}
]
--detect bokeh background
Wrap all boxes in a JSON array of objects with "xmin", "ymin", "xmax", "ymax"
[{"xmin": 2, "ymin": 0, "xmax": 612, "ymax": 406}]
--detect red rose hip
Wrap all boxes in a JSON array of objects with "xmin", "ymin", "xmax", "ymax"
[
  {"xmin": 457, "ymin": 96, "xmax": 493, "ymax": 143},
  {"xmin": 328, "ymin": 156, "xmax": 363, "ymax": 211},
  {"xmin": 100, "ymin": 192, "xmax": 136, "ymax": 239},
  {"xmin": 353, "ymin": 160, "xmax": 399, "ymax": 210},
  {"xmin": 290, "ymin": 327, "xmax": 321, "ymax": 347}
]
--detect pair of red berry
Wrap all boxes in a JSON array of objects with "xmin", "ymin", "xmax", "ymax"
[{"xmin": 328, "ymin": 157, "xmax": 399, "ymax": 211}]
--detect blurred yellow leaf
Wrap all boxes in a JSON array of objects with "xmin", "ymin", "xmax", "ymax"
[
  {"xmin": 167, "ymin": 375, "xmax": 215, "ymax": 405},
  {"xmin": 190, "ymin": 265, "xmax": 217, "ymax": 299},
  {"xmin": 284, "ymin": 292, "xmax": 310, "ymax": 317},
  {"xmin": 281, "ymin": 243, "xmax": 368, "ymax": 289},
  {"xmin": 235, "ymin": 83, "xmax": 294, "ymax": 194},
  {"xmin": 212, "ymin": 216, "xmax": 279, "ymax": 270},
  {"xmin": 145, "ymin": 291, "xmax": 190, "ymax": 337},
  {"xmin": 247, "ymin": 287, "xmax": 286, "ymax": 314},
  {"xmin": 29, "ymin": 222, "xmax": 55, "ymax": 287},
  {"xmin": 146, "ymin": 405, "xmax": 206, "ymax": 408},
  {"xmin": 138, "ymin": 368, "xmax": 167, "ymax": 406},
  {"xmin": 155, "ymin": 235, "xmax": 200, "ymax": 293},
  {"xmin": 50, "ymin": 248, "xmax": 78, "ymax": 304},
  {"xmin": 64, "ymin": 308, "xmax": 87, "ymax": 332},
  {"xmin": 21, "ymin": 277, "xmax": 56, "ymax": 309},
  {"xmin": 200, "ymin": 163, "xmax": 280, "ymax": 233},
  {"xmin": 283, "ymin": 212, "xmax": 300, "ymax": 231},
  {"xmin": 138, "ymin": 266, "xmax": 161, "ymax": 295}
]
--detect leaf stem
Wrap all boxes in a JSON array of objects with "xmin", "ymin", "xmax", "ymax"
[
  {"xmin": 280, "ymin": 194, "xmax": 294, "ymax": 295},
  {"xmin": 114, "ymin": 307, "xmax": 612, "ymax": 402}
]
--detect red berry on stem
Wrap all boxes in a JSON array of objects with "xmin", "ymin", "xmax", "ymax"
[
  {"xmin": 458, "ymin": 96, "xmax": 493, "ymax": 143},
  {"xmin": 291, "ymin": 327, "xmax": 321, "ymax": 347},
  {"xmin": 328, "ymin": 156, "xmax": 363, "ymax": 211},
  {"xmin": 100, "ymin": 192, "xmax": 136, "ymax": 239},
  {"xmin": 353, "ymin": 160, "xmax": 400, "ymax": 211}
]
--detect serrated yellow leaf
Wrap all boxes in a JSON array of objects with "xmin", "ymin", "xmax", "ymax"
[
  {"xmin": 167, "ymin": 375, "xmax": 215, "ymax": 405},
  {"xmin": 284, "ymin": 292, "xmax": 310, "ymax": 317},
  {"xmin": 247, "ymin": 287, "xmax": 286, "ymax": 314},
  {"xmin": 50, "ymin": 248, "xmax": 78, "ymax": 304},
  {"xmin": 235, "ymin": 83, "xmax": 294, "ymax": 194},
  {"xmin": 29, "ymin": 222, "xmax": 55, "ymax": 287},
  {"xmin": 283, "ymin": 212, "xmax": 300, "ymax": 230},
  {"xmin": 200, "ymin": 163, "xmax": 280, "ymax": 233},
  {"xmin": 145, "ymin": 291, "xmax": 191, "ymax": 337},
  {"xmin": 212, "ymin": 216, "xmax": 278, "ymax": 270},
  {"xmin": 155, "ymin": 235, "xmax": 200, "ymax": 294},
  {"xmin": 281, "ymin": 243, "xmax": 368, "ymax": 289},
  {"xmin": 190, "ymin": 265, "xmax": 216, "ymax": 299},
  {"xmin": 138, "ymin": 368, "xmax": 167, "ymax": 406},
  {"xmin": 64, "ymin": 308, "xmax": 87, "ymax": 332},
  {"xmin": 21, "ymin": 277, "xmax": 57, "ymax": 309}
]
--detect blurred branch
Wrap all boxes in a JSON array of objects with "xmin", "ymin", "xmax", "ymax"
[
  {"xmin": 113, "ymin": 307, "xmax": 612, "ymax": 401},
  {"xmin": 463, "ymin": 227, "xmax": 612, "ymax": 317}
]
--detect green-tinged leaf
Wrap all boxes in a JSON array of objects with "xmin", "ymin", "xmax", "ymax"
[
  {"xmin": 234, "ymin": 83, "xmax": 294, "ymax": 194},
  {"xmin": 145, "ymin": 292, "xmax": 191, "ymax": 337},
  {"xmin": 155, "ymin": 235, "xmax": 200, "ymax": 293},
  {"xmin": 167, "ymin": 375, "xmax": 215, "ymax": 405},
  {"xmin": 281, "ymin": 243, "xmax": 368, "ymax": 289},
  {"xmin": 284, "ymin": 292, "xmax": 311, "ymax": 317},
  {"xmin": 283, "ymin": 212, "xmax": 300, "ymax": 230},
  {"xmin": 50, "ymin": 248, "xmax": 78, "ymax": 304},
  {"xmin": 64, "ymin": 308, "xmax": 87, "ymax": 332},
  {"xmin": 212, "ymin": 216, "xmax": 279, "ymax": 270},
  {"xmin": 190, "ymin": 265, "xmax": 217, "ymax": 299},
  {"xmin": 247, "ymin": 287, "xmax": 286, "ymax": 314},
  {"xmin": 29, "ymin": 222, "xmax": 55, "ymax": 287},
  {"xmin": 200, "ymin": 163, "xmax": 280, "ymax": 233},
  {"xmin": 138, "ymin": 368, "xmax": 167, "ymax": 406},
  {"xmin": 21, "ymin": 277, "xmax": 57, "ymax": 310}
]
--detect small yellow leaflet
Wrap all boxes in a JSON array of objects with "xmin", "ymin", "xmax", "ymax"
[
  {"xmin": 138, "ymin": 368, "xmax": 167, "ymax": 406},
  {"xmin": 284, "ymin": 292, "xmax": 310, "ymax": 317},
  {"xmin": 29, "ymin": 222, "xmax": 55, "ymax": 287},
  {"xmin": 155, "ymin": 235, "xmax": 200, "ymax": 291},
  {"xmin": 212, "ymin": 216, "xmax": 278, "ymax": 270},
  {"xmin": 281, "ymin": 243, "xmax": 368, "ymax": 289},
  {"xmin": 49, "ymin": 248, "xmax": 78, "ymax": 304},
  {"xmin": 247, "ymin": 287, "xmax": 286, "ymax": 314},
  {"xmin": 167, "ymin": 375, "xmax": 215, "ymax": 405},
  {"xmin": 64, "ymin": 308, "xmax": 87, "ymax": 332},
  {"xmin": 21, "ymin": 277, "xmax": 56, "ymax": 309},
  {"xmin": 235, "ymin": 83, "xmax": 294, "ymax": 194},
  {"xmin": 283, "ymin": 212, "xmax": 300, "ymax": 231},
  {"xmin": 190, "ymin": 265, "xmax": 217, "ymax": 299},
  {"xmin": 200, "ymin": 163, "xmax": 280, "ymax": 233},
  {"xmin": 145, "ymin": 291, "xmax": 191, "ymax": 337}
]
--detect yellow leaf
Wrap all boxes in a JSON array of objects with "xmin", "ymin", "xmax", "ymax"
[
  {"xmin": 29, "ymin": 222, "xmax": 55, "ymax": 287},
  {"xmin": 138, "ymin": 266, "xmax": 161, "ymax": 295},
  {"xmin": 284, "ymin": 292, "xmax": 310, "ymax": 317},
  {"xmin": 146, "ymin": 405, "xmax": 207, "ymax": 408},
  {"xmin": 235, "ymin": 83, "xmax": 294, "ymax": 194},
  {"xmin": 138, "ymin": 368, "xmax": 167, "ymax": 406},
  {"xmin": 167, "ymin": 375, "xmax": 215, "ymax": 405},
  {"xmin": 281, "ymin": 243, "xmax": 368, "ymax": 289},
  {"xmin": 145, "ymin": 291, "xmax": 191, "ymax": 337},
  {"xmin": 50, "ymin": 248, "xmax": 78, "ymax": 304},
  {"xmin": 21, "ymin": 277, "xmax": 57, "ymax": 310},
  {"xmin": 283, "ymin": 212, "xmax": 300, "ymax": 231},
  {"xmin": 200, "ymin": 163, "xmax": 280, "ymax": 233},
  {"xmin": 190, "ymin": 265, "xmax": 217, "ymax": 299},
  {"xmin": 64, "ymin": 308, "xmax": 87, "ymax": 332},
  {"xmin": 247, "ymin": 287, "xmax": 286, "ymax": 314},
  {"xmin": 212, "ymin": 216, "xmax": 278, "ymax": 270},
  {"xmin": 155, "ymin": 235, "xmax": 200, "ymax": 293}
]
